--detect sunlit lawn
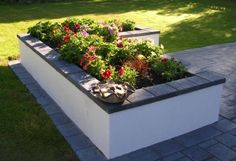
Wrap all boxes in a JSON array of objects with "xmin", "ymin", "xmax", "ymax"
[{"xmin": 0, "ymin": 0, "xmax": 236, "ymax": 160}]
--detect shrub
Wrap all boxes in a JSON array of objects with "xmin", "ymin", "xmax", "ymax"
[{"xmin": 122, "ymin": 19, "xmax": 135, "ymax": 31}]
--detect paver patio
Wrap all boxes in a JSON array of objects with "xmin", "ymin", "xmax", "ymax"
[{"xmin": 9, "ymin": 42, "xmax": 236, "ymax": 161}]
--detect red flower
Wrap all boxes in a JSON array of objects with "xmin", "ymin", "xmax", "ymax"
[
  {"xmin": 75, "ymin": 24, "xmax": 81, "ymax": 29},
  {"xmin": 80, "ymin": 53, "xmax": 89, "ymax": 66},
  {"xmin": 87, "ymin": 46, "xmax": 96, "ymax": 51},
  {"xmin": 117, "ymin": 40, "xmax": 123, "ymax": 48},
  {"xmin": 63, "ymin": 35, "xmax": 71, "ymax": 43},
  {"xmin": 101, "ymin": 69, "xmax": 112, "ymax": 79},
  {"xmin": 161, "ymin": 57, "xmax": 168, "ymax": 64},
  {"xmin": 117, "ymin": 67, "xmax": 125, "ymax": 75},
  {"xmin": 63, "ymin": 26, "xmax": 70, "ymax": 31}
]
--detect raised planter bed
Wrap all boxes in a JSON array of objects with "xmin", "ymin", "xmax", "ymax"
[
  {"xmin": 18, "ymin": 34, "xmax": 225, "ymax": 159},
  {"xmin": 118, "ymin": 25, "xmax": 160, "ymax": 44}
]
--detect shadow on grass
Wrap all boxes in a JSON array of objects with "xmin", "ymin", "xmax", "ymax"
[
  {"xmin": 161, "ymin": 7, "xmax": 236, "ymax": 52},
  {"xmin": 0, "ymin": 0, "xmax": 235, "ymax": 23}
]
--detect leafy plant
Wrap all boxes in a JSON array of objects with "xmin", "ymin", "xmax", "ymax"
[
  {"xmin": 122, "ymin": 19, "xmax": 135, "ymax": 31},
  {"xmin": 150, "ymin": 56, "xmax": 188, "ymax": 83}
]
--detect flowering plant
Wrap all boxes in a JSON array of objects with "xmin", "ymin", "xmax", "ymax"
[{"xmin": 28, "ymin": 18, "xmax": 188, "ymax": 89}]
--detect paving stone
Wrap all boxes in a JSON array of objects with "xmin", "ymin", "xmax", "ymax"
[
  {"xmin": 196, "ymin": 71, "xmax": 225, "ymax": 82},
  {"xmin": 144, "ymin": 84, "xmax": 177, "ymax": 97},
  {"xmin": 57, "ymin": 122, "xmax": 82, "ymax": 137},
  {"xmin": 36, "ymin": 96, "xmax": 54, "ymax": 106},
  {"xmin": 211, "ymin": 119, "xmax": 236, "ymax": 132},
  {"xmin": 110, "ymin": 155, "xmax": 132, "ymax": 161},
  {"xmin": 182, "ymin": 146, "xmax": 212, "ymax": 161},
  {"xmin": 50, "ymin": 113, "xmax": 72, "ymax": 126},
  {"xmin": 127, "ymin": 148, "xmax": 160, "ymax": 161},
  {"xmin": 127, "ymin": 89, "xmax": 154, "ymax": 103},
  {"xmin": 162, "ymin": 152, "xmax": 184, "ymax": 161},
  {"xmin": 152, "ymin": 139, "xmax": 184, "ymax": 157},
  {"xmin": 76, "ymin": 147, "xmax": 106, "ymax": 161},
  {"xmin": 205, "ymin": 157, "xmax": 221, "ymax": 161},
  {"xmin": 166, "ymin": 78, "xmax": 196, "ymax": 91},
  {"xmin": 60, "ymin": 64, "xmax": 83, "ymax": 75},
  {"xmin": 215, "ymin": 133, "xmax": 236, "ymax": 147},
  {"xmin": 207, "ymin": 143, "xmax": 236, "ymax": 161},
  {"xmin": 67, "ymin": 134, "xmax": 93, "ymax": 151},
  {"xmin": 174, "ymin": 126, "xmax": 222, "ymax": 147},
  {"xmin": 198, "ymin": 139, "xmax": 218, "ymax": 149},
  {"xmin": 43, "ymin": 103, "xmax": 62, "ymax": 115},
  {"xmin": 186, "ymin": 75, "xmax": 210, "ymax": 85},
  {"xmin": 176, "ymin": 157, "xmax": 192, "ymax": 161}
]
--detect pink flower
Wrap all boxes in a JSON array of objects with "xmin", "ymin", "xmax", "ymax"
[
  {"xmin": 74, "ymin": 24, "xmax": 81, "ymax": 29},
  {"xmin": 81, "ymin": 30, "xmax": 89, "ymax": 37},
  {"xmin": 87, "ymin": 46, "xmax": 96, "ymax": 51},
  {"xmin": 63, "ymin": 26, "xmax": 70, "ymax": 31}
]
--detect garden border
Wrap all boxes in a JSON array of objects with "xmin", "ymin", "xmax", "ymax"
[{"xmin": 18, "ymin": 34, "xmax": 225, "ymax": 114}]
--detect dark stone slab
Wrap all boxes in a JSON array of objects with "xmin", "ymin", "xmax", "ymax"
[
  {"xmin": 127, "ymin": 89, "xmax": 155, "ymax": 103},
  {"xmin": 215, "ymin": 133, "xmax": 236, "ymax": 147},
  {"xmin": 44, "ymin": 103, "xmax": 62, "ymax": 115},
  {"xmin": 127, "ymin": 148, "xmax": 160, "ymax": 161},
  {"xmin": 162, "ymin": 152, "xmax": 184, "ymax": 161},
  {"xmin": 182, "ymin": 146, "xmax": 212, "ymax": 161},
  {"xmin": 57, "ymin": 122, "xmax": 82, "ymax": 137},
  {"xmin": 151, "ymin": 139, "xmax": 184, "ymax": 157},
  {"xmin": 174, "ymin": 126, "xmax": 222, "ymax": 147},
  {"xmin": 207, "ymin": 143, "xmax": 236, "ymax": 161},
  {"xmin": 66, "ymin": 134, "xmax": 93, "ymax": 152},
  {"xmin": 76, "ymin": 147, "xmax": 106, "ymax": 161},
  {"xmin": 177, "ymin": 157, "xmax": 192, "ymax": 161},
  {"xmin": 144, "ymin": 84, "xmax": 177, "ymax": 97},
  {"xmin": 211, "ymin": 119, "xmax": 236, "ymax": 132},
  {"xmin": 50, "ymin": 113, "xmax": 72, "ymax": 126},
  {"xmin": 196, "ymin": 71, "xmax": 226, "ymax": 84},
  {"xmin": 198, "ymin": 139, "xmax": 218, "ymax": 149},
  {"xmin": 60, "ymin": 64, "xmax": 83, "ymax": 75}
]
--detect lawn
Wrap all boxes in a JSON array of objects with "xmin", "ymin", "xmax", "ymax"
[{"xmin": 0, "ymin": 0, "xmax": 236, "ymax": 160}]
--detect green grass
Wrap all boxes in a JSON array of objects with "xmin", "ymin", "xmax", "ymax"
[{"xmin": 0, "ymin": 0, "xmax": 236, "ymax": 160}]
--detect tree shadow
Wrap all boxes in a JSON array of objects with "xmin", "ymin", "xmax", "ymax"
[
  {"xmin": 160, "ymin": 4, "xmax": 236, "ymax": 52},
  {"xmin": 0, "ymin": 0, "xmax": 235, "ymax": 23}
]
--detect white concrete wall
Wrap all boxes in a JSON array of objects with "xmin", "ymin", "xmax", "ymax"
[
  {"xmin": 19, "ymin": 41, "xmax": 111, "ymax": 157},
  {"xmin": 130, "ymin": 33, "xmax": 159, "ymax": 45},
  {"xmin": 109, "ymin": 85, "xmax": 223, "ymax": 158}
]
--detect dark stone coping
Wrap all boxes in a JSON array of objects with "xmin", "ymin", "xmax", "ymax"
[
  {"xmin": 17, "ymin": 34, "xmax": 226, "ymax": 114},
  {"xmin": 118, "ymin": 26, "xmax": 160, "ymax": 38}
]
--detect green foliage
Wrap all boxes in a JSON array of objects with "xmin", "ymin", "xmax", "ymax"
[
  {"xmin": 114, "ymin": 66, "xmax": 138, "ymax": 87},
  {"xmin": 150, "ymin": 56, "xmax": 188, "ymax": 83},
  {"xmin": 59, "ymin": 35, "xmax": 89, "ymax": 64},
  {"xmin": 87, "ymin": 56, "xmax": 106, "ymax": 79},
  {"xmin": 122, "ymin": 19, "xmax": 135, "ymax": 31}
]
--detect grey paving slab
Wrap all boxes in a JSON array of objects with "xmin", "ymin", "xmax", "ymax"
[
  {"xmin": 215, "ymin": 133, "xmax": 236, "ymax": 147},
  {"xmin": 162, "ymin": 152, "xmax": 184, "ymax": 161},
  {"xmin": 182, "ymin": 146, "xmax": 212, "ymax": 161},
  {"xmin": 127, "ymin": 148, "xmax": 160, "ymax": 161},
  {"xmin": 151, "ymin": 139, "xmax": 184, "ymax": 157},
  {"xmin": 211, "ymin": 119, "xmax": 236, "ymax": 132},
  {"xmin": 207, "ymin": 143, "xmax": 236, "ymax": 161},
  {"xmin": 57, "ymin": 122, "xmax": 82, "ymax": 137},
  {"xmin": 198, "ymin": 139, "xmax": 218, "ymax": 149},
  {"xmin": 174, "ymin": 126, "xmax": 222, "ymax": 147}
]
